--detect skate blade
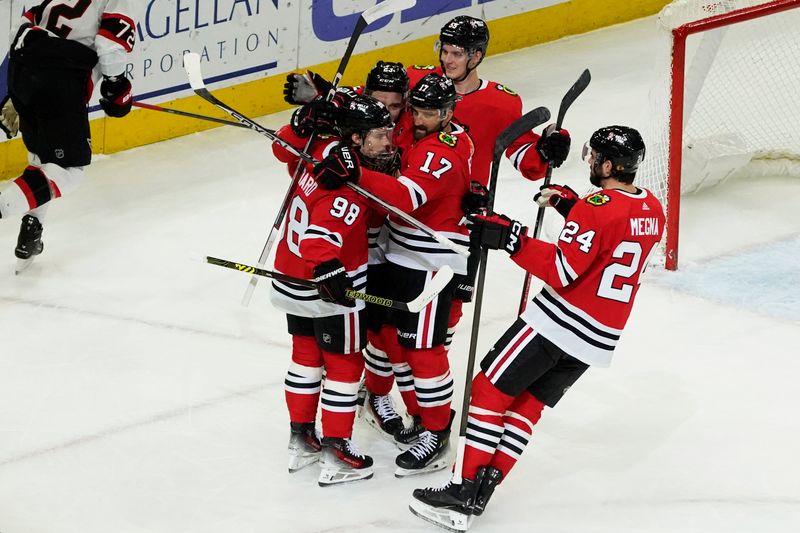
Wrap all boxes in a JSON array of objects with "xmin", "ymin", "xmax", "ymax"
[
  {"xmin": 394, "ymin": 455, "xmax": 451, "ymax": 478},
  {"xmin": 14, "ymin": 257, "xmax": 35, "ymax": 275},
  {"xmin": 288, "ymin": 451, "xmax": 321, "ymax": 473},
  {"xmin": 363, "ymin": 412, "xmax": 404, "ymax": 444},
  {"xmin": 409, "ymin": 500, "xmax": 472, "ymax": 532},
  {"xmin": 318, "ymin": 466, "xmax": 373, "ymax": 487}
]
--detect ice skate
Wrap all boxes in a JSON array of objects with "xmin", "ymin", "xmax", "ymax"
[
  {"xmin": 409, "ymin": 477, "xmax": 479, "ymax": 532},
  {"xmin": 14, "ymin": 214, "xmax": 43, "ymax": 274},
  {"xmin": 362, "ymin": 392, "xmax": 405, "ymax": 442},
  {"xmin": 473, "ymin": 466, "xmax": 503, "ymax": 516},
  {"xmin": 393, "ymin": 414, "xmax": 425, "ymax": 450},
  {"xmin": 287, "ymin": 422, "xmax": 322, "ymax": 473},
  {"xmin": 395, "ymin": 427, "xmax": 451, "ymax": 477},
  {"xmin": 318, "ymin": 437, "xmax": 374, "ymax": 487}
]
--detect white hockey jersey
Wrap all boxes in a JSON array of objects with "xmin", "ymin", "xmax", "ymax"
[{"xmin": 13, "ymin": 0, "xmax": 135, "ymax": 77}]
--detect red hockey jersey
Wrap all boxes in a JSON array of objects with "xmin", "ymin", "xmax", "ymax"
[
  {"xmin": 513, "ymin": 188, "xmax": 665, "ymax": 367},
  {"xmin": 16, "ymin": 0, "xmax": 135, "ymax": 77},
  {"xmin": 358, "ymin": 123, "xmax": 474, "ymax": 274},
  {"xmin": 270, "ymin": 126, "xmax": 370, "ymax": 317},
  {"xmin": 407, "ymin": 65, "xmax": 548, "ymax": 185}
]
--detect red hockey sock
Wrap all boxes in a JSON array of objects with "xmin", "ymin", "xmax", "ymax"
[
  {"xmin": 284, "ymin": 335, "xmax": 323, "ymax": 423},
  {"xmin": 489, "ymin": 391, "xmax": 544, "ymax": 479},
  {"xmin": 320, "ymin": 349, "xmax": 364, "ymax": 438},
  {"xmin": 405, "ymin": 345, "xmax": 453, "ymax": 431},
  {"xmin": 461, "ymin": 372, "xmax": 516, "ymax": 481},
  {"xmin": 363, "ymin": 331, "xmax": 394, "ymax": 396}
]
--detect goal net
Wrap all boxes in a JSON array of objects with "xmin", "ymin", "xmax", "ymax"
[{"xmin": 636, "ymin": 0, "xmax": 800, "ymax": 269}]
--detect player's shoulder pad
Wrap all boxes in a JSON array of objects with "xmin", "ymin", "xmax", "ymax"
[
  {"xmin": 585, "ymin": 192, "xmax": 612, "ymax": 207},
  {"xmin": 493, "ymin": 83, "xmax": 518, "ymax": 96},
  {"xmin": 437, "ymin": 131, "xmax": 458, "ymax": 147}
]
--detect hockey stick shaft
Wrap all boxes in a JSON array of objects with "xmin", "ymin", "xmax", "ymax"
[
  {"xmin": 240, "ymin": 0, "xmax": 417, "ymax": 306},
  {"xmin": 184, "ymin": 54, "xmax": 469, "ymax": 258},
  {"xmin": 132, "ymin": 101, "xmax": 254, "ymax": 130},
  {"xmin": 517, "ymin": 69, "xmax": 591, "ymax": 316},
  {"xmin": 205, "ymin": 255, "xmax": 444, "ymax": 312},
  {"xmin": 452, "ymin": 106, "xmax": 551, "ymax": 485}
]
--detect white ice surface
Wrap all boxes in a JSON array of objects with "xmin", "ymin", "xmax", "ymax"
[{"xmin": 1, "ymin": 15, "xmax": 799, "ymax": 533}]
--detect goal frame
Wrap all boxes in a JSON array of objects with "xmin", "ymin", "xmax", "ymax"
[{"xmin": 664, "ymin": 0, "xmax": 800, "ymax": 270}]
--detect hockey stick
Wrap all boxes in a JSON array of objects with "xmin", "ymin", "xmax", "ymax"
[
  {"xmin": 241, "ymin": 0, "xmax": 416, "ymax": 307},
  {"xmin": 184, "ymin": 53, "xmax": 470, "ymax": 259},
  {"xmin": 452, "ymin": 106, "xmax": 551, "ymax": 485},
  {"xmin": 133, "ymin": 101, "xmax": 253, "ymax": 130},
  {"xmin": 205, "ymin": 256, "xmax": 452, "ymax": 313},
  {"xmin": 517, "ymin": 69, "xmax": 591, "ymax": 315}
]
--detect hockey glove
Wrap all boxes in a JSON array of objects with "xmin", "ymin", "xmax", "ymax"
[
  {"xmin": 313, "ymin": 258, "xmax": 355, "ymax": 307},
  {"xmin": 461, "ymin": 181, "xmax": 492, "ymax": 215},
  {"xmin": 284, "ymin": 71, "xmax": 334, "ymax": 105},
  {"xmin": 314, "ymin": 144, "xmax": 361, "ymax": 190},
  {"xmin": 467, "ymin": 213, "xmax": 526, "ymax": 256},
  {"xmin": 534, "ymin": 183, "xmax": 579, "ymax": 218},
  {"xmin": 290, "ymin": 98, "xmax": 339, "ymax": 137},
  {"xmin": 99, "ymin": 75, "xmax": 133, "ymax": 118},
  {"xmin": 0, "ymin": 96, "xmax": 19, "ymax": 139},
  {"xmin": 536, "ymin": 124, "xmax": 571, "ymax": 168}
]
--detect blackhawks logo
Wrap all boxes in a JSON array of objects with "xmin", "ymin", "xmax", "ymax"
[
  {"xmin": 412, "ymin": 64, "xmax": 437, "ymax": 70},
  {"xmin": 496, "ymin": 84, "xmax": 518, "ymax": 96},
  {"xmin": 586, "ymin": 193, "xmax": 611, "ymax": 206},
  {"xmin": 438, "ymin": 132, "xmax": 457, "ymax": 147}
]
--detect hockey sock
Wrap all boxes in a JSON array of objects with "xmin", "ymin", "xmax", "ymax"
[
  {"xmin": 320, "ymin": 349, "xmax": 363, "ymax": 438},
  {"xmin": 405, "ymin": 345, "xmax": 453, "ymax": 431},
  {"xmin": 461, "ymin": 372, "xmax": 516, "ymax": 480},
  {"xmin": 378, "ymin": 326, "xmax": 420, "ymax": 416},
  {"xmin": 284, "ymin": 335, "xmax": 323, "ymax": 423},
  {"xmin": 445, "ymin": 299, "xmax": 463, "ymax": 350},
  {"xmin": 363, "ymin": 333, "xmax": 393, "ymax": 396},
  {"xmin": 489, "ymin": 391, "xmax": 544, "ymax": 479}
]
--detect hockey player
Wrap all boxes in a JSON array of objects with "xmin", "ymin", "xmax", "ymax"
[
  {"xmin": 313, "ymin": 74, "xmax": 474, "ymax": 477},
  {"xmin": 410, "ymin": 126, "xmax": 665, "ymax": 531},
  {"xmin": 271, "ymin": 95, "xmax": 396, "ymax": 486},
  {"xmin": 0, "ymin": 0, "xmax": 135, "ymax": 272}
]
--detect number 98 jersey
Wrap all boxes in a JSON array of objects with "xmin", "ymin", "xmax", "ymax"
[
  {"xmin": 271, "ymin": 130, "xmax": 372, "ymax": 318},
  {"xmin": 515, "ymin": 187, "xmax": 665, "ymax": 367}
]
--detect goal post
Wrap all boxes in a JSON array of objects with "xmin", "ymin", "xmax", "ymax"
[{"xmin": 637, "ymin": 0, "xmax": 800, "ymax": 270}]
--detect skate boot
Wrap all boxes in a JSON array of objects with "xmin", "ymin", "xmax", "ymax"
[
  {"xmin": 409, "ymin": 477, "xmax": 480, "ymax": 532},
  {"xmin": 363, "ymin": 392, "xmax": 404, "ymax": 441},
  {"xmin": 393, "ymin": 414, "xmax": 425, "ymax": 450},
  {"xmin": 395, "ymin": 427, "xmax": 451, "ymax": 477},
  {"xmin": 472, "ymin": 466, "xmax": 503, "ymax": 516},
  {"xmin": 287, "ymin": 422, "xmax": 322, "ymax": 473},
  {"xmin": 318, "ymin": 436, "xmax": 374, "ymax": 487},
  {"xmin": 14, "ymin": 214, "xmax": 43, "ymax": 274}
]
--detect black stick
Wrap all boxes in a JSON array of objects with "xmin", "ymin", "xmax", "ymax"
[
  {"xmin": 132, "ymin": 101, "xmax": 254, "ymax": 130},
  {"xmin": 452, "ymin": 106, "xmax": 551, "ymax": 484},
  {"xmin": 517, "ymin": 69, "xmax": 591, "ymax": 315}
]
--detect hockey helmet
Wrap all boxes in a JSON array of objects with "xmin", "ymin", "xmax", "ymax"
[
  {"xmin": 439, "ymin": 15, "xmax": 490, "ymax": 55},
  {"xmin": 366, "ymin": 61, "xmax": 409, "ymax": 95},
  {"xmin": 584, "ymin": 125, "xmax": 646, "ymax": 179},
  {"xmin": 408, "ymin": 74, "xmax": 457, "ymax": 111}
]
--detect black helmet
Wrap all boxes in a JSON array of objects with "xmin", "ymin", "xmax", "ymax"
[
  {"xmin": 338, "ymin": 95, "xmax": 393, "ymax": 139},
  {"xmin": 408, "ymin": 73, "xmax": 457, "ymax": 111},
  {"xmin": 366, "ymin": 61, "xmax": 409, "ymax": 95},
  {"xmin": 439, "ymin": 16, "xmax": 490, "ymax": 55},
  {"xmin": 589, "ymin": 125, "xmax": 646, "ymax": 179}
]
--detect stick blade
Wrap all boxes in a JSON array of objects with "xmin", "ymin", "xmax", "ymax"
[
  {"xmin": 406, "ymin": 266, "xmax": 454, "ymax": 313},
  {"xmin": 556, "ymin": 69, "xmax": 591, "ymax": 127},
  {"xmin": 183, "ymin": 52, "xmax": 205, "ymax": 91},
  {"xmin": 362, "ymin": 0, "xmax": 416, "ymax": 24}
]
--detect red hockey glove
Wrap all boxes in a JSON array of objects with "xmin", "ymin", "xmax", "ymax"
[
  {"xmin": 461, "ymin": 181, "xmax": 492, "ymax": 215},
  {"xmin": 536, "ymin": 124, "xmax": 571, "ymax": 168},
  {"xmin": 283, "ymin": 71, "xmax": 334, "ymax": 105},
  {"xmin": 99, "ymin": 75, "xmax": 133, "ymax": 118},
  {"xmin": 0, "ymin": 95, "xmax": 19, "ymax": 139},
  {"xmin": 313, "ymin": 258, "xmax": 355, "ymax": 307},
  {"xmin": 467, "ymin": 213, "xmax": 527, "ymax": 256},
  {"xmin": 314, "ymin": 144, "xmax": 361, "ymax": 190},
  {"xmin": 290, "ymin": 98, "xmax": 339, "ymax": 137},
  {"xmin": 534, "ymin": 183, "xmax": 578, "ymax": 218}
]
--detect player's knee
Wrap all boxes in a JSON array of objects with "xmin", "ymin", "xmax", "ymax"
[
  {"xmin": 14, "ymin": 166, "xmax": 52, "ymax": 209},
  {"xmin": 41, "ymin": 163, "xmax": 83, "ymax": 197},
  {"xmin": 322, "ymin": 350, "xmax": 364, "ymax": 382},
  {"xmin": 471, "ymin": 372, "xmax": 516, "ymax": 414},
  {"xmin": 291, "ymin": 335, "xmax": 322, "ymax": 367},
  {"xmin": 506, "ymin": 391, "xmax": 545, "ymax": 431}
]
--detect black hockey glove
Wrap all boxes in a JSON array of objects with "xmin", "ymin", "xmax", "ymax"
[
  {"xmin": 0, "ymin": 95, "xmax": 19, "ymax": 139},
  {"xmin": 536, "ymin": 124, "xmax": 571, "ymax": 168},
  {"xmin": 99, "ymin": 75, "xmax": 133, "ymax": 118},
  {"xmin": 313, "ymin": 258, "xmax": 355, "ymax": 307},
  {"xmin": 534, "ymin": 183, "xmax": 579, "ymax": 218},
  {"xmin": 461, "ymin": 181, "xmax": 492, "ymax": 215},
  {"xmin": 283, "ymin": 71, "xmax": 334, "ymax": 105},
  {"xmin": 467, "ymin": 213, "xmax": 526, "ymax": 256},
  {"xmin": 290, "ymin": 98, "xmax": 339, "ymax": 137},
  {"xmin": 313, "ymin": 144, "xmax": 361, "ymax": 190}
]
